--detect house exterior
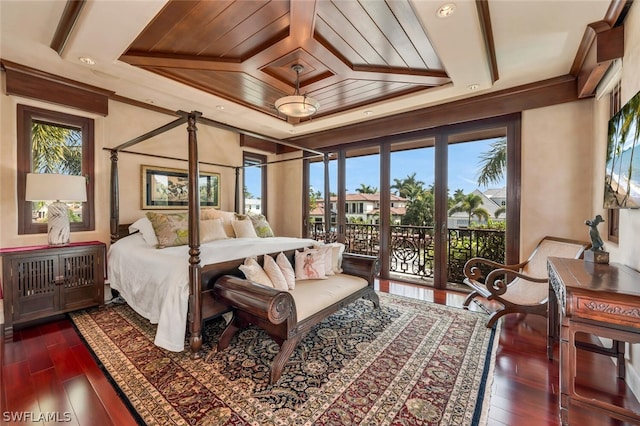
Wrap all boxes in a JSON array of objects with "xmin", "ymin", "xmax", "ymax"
[
  {"xmin": 310, "ymin": 193, "xmax": 407, "ymax": 224},
  {"xmin": 447, "ymin": 188, "xmax": 507, "ymax": 228}
]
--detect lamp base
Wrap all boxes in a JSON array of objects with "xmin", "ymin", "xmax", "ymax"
[{"xmin": 47, "ymin": 201, "xmax": 70, "ymax": 246}]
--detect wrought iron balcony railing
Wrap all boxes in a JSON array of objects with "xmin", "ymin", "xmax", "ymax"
[{"xmin": 309, "ymin": 222, "xmax": 505, "ymax": 284}]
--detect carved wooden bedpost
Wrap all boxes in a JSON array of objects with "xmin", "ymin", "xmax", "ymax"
[
  {"xmin": 110, "ymin": 149, "xmax": 119, "ymax": 244},
  {"xmin": 187, "ymin": 111, "xmax": 203, "ymax": 358}
]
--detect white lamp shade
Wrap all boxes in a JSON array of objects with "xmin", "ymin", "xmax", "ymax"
[
  {"xmin": 275, "ymin": 95, "xmax": 320, "ymax": 118},
  {"xmin": 25, "ymin": 173, "xmax": 87, "ymax": 202}
]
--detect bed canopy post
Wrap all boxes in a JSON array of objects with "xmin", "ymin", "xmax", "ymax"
[
  {"xmin": 234, "ymin": 167, "xmax": 240, "ymax": 214},
  {"xmin": 323, "ymin": 153, "xmax": 331, "ymax": 243},
  {"xmin": 110, "ymin": 150, "xmax": 119, "ymax": 244},
  {"xmin": 187, "ymin": 111, "xmax": 203, "ymax": 359}
]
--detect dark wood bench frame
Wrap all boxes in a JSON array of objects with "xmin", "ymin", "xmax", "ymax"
[{"xmin": 211, "ymin": 250, "xmax": 380, "ymax": 384}]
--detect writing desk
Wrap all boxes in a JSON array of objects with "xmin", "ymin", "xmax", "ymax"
[{"xmin": 547, "ymin": 257, "xmax": 640, "ymax": 425}]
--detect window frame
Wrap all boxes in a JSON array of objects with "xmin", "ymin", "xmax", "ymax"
[
  {"xmin": 242, "ymin": 152, "xmax": 267, "ymax": 215},
  {"xmin": 17, "ymin": 104, "xmax": 95, "ymax": 235}
]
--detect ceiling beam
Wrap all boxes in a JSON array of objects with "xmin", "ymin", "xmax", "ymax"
[{"xmin": 50, "ymin": 0, "xmax": 86, "ymax": 55}]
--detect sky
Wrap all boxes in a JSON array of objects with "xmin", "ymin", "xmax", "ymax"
[
  {"xmin": 243, "ymin": 138, "xmax": 506, "ymax": 198},
  {"xmin": 308, "ymin": 138, "xmax": 505, "ymax": 197}
]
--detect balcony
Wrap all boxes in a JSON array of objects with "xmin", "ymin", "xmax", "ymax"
[{"xmin": 310, "ymin": 222, "xmax": 505, "ymax": 285}]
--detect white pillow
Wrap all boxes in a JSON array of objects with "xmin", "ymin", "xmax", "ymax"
[
  {"xmin": 128, "ymin": 217, "xmax": 159, "ymax": 247},
  {"xmin": 312, "ymin": 244, "xmax": 334, "ymax": 276},
  {"xmin": 232, "ymin": 219, "xmax": 258, "ymax": 238},
  {"xmin": 294, "ymin": 249, "xmax": 326, "ymax": 280},
  {"xmin": 277, "ymin": 252, "xmax": 296, "ymax": 290},
  {"xmin": 238, "ymin": 257, "xmax": 273, "ymax": 288},
  {"xmin": 201, "ymin": 209, "xmax": 236, "ymax": 237},
  {"xmin": 200, "ymin": 218, "xmax": 228, "ymax": 243},
  {"xmin": 329, "ymin": 243, "xmax": 346, "ymax": 273},
  {"xmin": 263, "ymin": 254, "xmax": 288, "ymax": 291}
]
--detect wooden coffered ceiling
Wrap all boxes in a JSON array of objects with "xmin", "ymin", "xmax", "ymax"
[{"xmin": 120, "ymin": 0, "xmax": 452, "ymax": 123}]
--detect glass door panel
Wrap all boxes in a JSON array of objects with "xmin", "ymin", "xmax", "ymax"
[
  {"xmin": 344, "ymin": 146, "xmax": 380, "ymax": 256},
  {"xmin": 307, "ymin": 157, "xmax": 337, "ymax": 240},
  {"xmin": 389, "ymin": 141, "xmax": 435, "ymax": 283},
  {"xmin": 446, "ymin": 137, "xmax": 507, "ymax": 289}
]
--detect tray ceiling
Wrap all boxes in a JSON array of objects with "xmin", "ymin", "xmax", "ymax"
[{"xmin": 120, "ymin": 0, "xmax": 451, "ymax": 122}]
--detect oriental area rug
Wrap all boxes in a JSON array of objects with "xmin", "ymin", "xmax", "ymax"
[{"xmin": 70, "ymin": 292, "xmax": 499, "ymax": 425}]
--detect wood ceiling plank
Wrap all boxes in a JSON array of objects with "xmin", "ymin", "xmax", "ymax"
[
  {"xmin": 313, "ymin": 16, "xmax": 370, "ymax": 66},
  {"xmin": 166, "ymin": 1, "xmax": 267, "ymax": 55},
  {"xmin": 358, "ymin": 0, "xmax": 426, "ymax": 69},
  {"xmin": 327, "ymin": 0, "xmax": 407, "ymax": 67},
  {"xmin": 208, "ymin": 7, "xmax": 290, "ymax": 59},
  {"xmin": 129, "ymin": 0, "xmax": 204, "ymax": 51},
  {"xmin": 387, "ymin": 0, "xmax": 443, "ymax": 70}
]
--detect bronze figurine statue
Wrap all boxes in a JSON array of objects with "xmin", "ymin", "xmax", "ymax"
[{"xmin": 585, "ymin": 214, "xmax": 605, "ymax": 251}]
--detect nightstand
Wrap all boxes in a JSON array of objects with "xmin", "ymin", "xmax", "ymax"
[{"xmin": 1, "ymin": 241, "xmax": 106, "ymax": 340}]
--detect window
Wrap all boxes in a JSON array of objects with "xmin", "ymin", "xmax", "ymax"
[
  {"xmin": 17, "ymin": 105, "xmax": 95, "ymax": 235},
  {"xmin": 243, "ymin": 152, "xmax": 267, "ymax": 215}
]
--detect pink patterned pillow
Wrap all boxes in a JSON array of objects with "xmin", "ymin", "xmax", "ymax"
[{"xmin": 294, "ymin": 249, "xmax": 326, "ymax": 280}]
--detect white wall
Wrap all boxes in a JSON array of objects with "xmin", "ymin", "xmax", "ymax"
[{"xmin": 520, "ymin": 100, "xmax": 595, "ymax": 255}]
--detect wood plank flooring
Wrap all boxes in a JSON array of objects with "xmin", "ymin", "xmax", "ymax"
[{"xmin": 1, "ymin": 281, "xmax": 638, "ymax": 425}]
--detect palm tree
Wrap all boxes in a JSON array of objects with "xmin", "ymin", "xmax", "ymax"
[
  {"xmin": 494, "ymin": 205, "xmax": 506, "ymax": 218},
  {"xmin": 391, "ymin": 173, "xmax": 425, "ymax": 200},
  {"xmin": 356, "ymin": 183, "xmax": 378, "ymax": 194},
  {"xmin": 617, "ymin": 94, "xmax": 640, "ymax": 204},
  {"xmin": 31, "ymin": 123, "xmax": 82, "ymax": 174},
  {"xmin": 449, "ymin": 193, "xmax": 490, "ymax": 226},
  {"xmin": 403, "ymin": 189, "xmax": 434, "ymax": 226},
  {"xmin": 477, "ymin": 138, "xmax": 506, "ymax": 187}
]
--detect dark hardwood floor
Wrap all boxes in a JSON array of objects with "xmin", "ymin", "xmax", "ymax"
[{"xmin": 1, "ymin": 280, "xmax": 638, "ymax": 425}]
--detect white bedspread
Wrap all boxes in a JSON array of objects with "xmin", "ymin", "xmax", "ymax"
[{"xmin": 107, "ymin": 233, "xmax": 316, "ymax": 351}]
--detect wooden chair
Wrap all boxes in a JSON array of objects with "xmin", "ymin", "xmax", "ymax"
[{"xmin": 462, "ymin": 236, "xmax": 590, "ymax": 328}]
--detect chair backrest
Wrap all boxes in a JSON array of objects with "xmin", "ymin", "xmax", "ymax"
[{"xmin": 521, "ymin": 237, "xmax": 590, "ymax": 278}]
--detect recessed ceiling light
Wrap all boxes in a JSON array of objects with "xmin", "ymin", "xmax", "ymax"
[
  {"xmin": 468, "ymin": 83, "xmax": 480, "ymax": 90},
  {"xmin": 437, "ymin": 3, "xmax": 456, "ymax": 18},
  {"xmin": 144, "ymin": 99, "xmax": 155, "ymax": 104},
  {"xmin": 216, "ymin": 105, "xmax": 225, "ymax": 110},
  {"xmin": 78, "ymin": 56, "xmax": 96, "ymax": 65},
  {"xmin": 364, "ymin": 110, "xmax": 373, "ymax": 116}
]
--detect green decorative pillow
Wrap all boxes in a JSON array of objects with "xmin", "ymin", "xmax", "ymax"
[
  {"xmin": 247, "ymin": 213, "xmax": 275, "ymax": 238},
  {"xmin": 146, "ymin": 212, "xmax": 189, "ymax": 248}
]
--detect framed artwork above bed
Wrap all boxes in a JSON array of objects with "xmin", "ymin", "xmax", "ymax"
[{"xmin": 142, "ymin": 165, "xmax": 220, "ymax": 209}]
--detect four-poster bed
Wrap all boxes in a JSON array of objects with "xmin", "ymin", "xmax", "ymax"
[{"xmin": 108, "ymin": 110, "xmax": 333, "ymax": 357}]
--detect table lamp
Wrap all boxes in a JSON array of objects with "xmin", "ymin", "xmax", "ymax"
[{"xmin": 25, "ymin": 173, "xmax": 87, "ymax": 246}]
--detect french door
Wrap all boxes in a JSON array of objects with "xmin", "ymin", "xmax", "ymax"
[{"xmin": 304, "ymin": 115, "xmax": 521, "ymax": 290}]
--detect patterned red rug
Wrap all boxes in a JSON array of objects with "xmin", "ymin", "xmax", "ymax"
[{"xmin": 70, "ymin": 292, "xmax": 498, "ymax": 425}]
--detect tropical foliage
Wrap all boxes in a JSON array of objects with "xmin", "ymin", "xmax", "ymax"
[
  {"xmin": 356, "ymin": 183, "xmax": 378, "ymax": 194},
  {"xmin": 31, "ymin": 122, "xmax": 82, "ymax": 174},
  {"xmin": 606, "ymin": 92, "xmax": 640, "ymax": 206},
  {"xmin": 476, "ymin": 137, "xmax": 506, "ymax": 187},
  {"xmin": 30, "ymin": 122, "xmax": 84, "ymax": 223},
  {"xmin": 448, "ymin": 193, "xmax": 490, "ymax": 225}
]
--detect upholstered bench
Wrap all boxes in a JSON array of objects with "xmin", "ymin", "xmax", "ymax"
[{"xmin": 212, "ymin": 251, "xmax": 380, "ymax": 384}]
